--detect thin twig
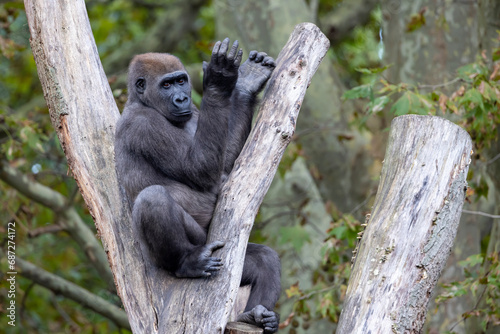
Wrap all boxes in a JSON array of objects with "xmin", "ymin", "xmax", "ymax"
[
  {"xmin": 462, "ymin": 209, "xmax": 500, "ymax": 219},
  {"xmin": 417, "ymin": 77, "xmax": 462, "ymax": 90},
  {"xmin": 51, "ymin": 293, "xmax": 80, "ymax": 331},
  {"xmin": 448, "ymin": 270, "xmax": 490, "ymax": 332},
  {"xmin": 28, "ymin": 224, "xmax": 64, "ymax": 238},
  {"xmin": 20, "ymin": 281, "xmax": 35, "ymax": 321},
  {"xmin": 297, "ymin": 285, "xmax": 337, "ymax": 301},
  {"xmin": 487, "ymin": 152, "xmax": 500, "ymax": 165},
  {"xmin": 349, "ymin": 189, "xmax": 376, "ymax": 214}
]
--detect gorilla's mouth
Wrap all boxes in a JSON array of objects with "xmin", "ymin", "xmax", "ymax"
[{"xmin": 172, "ymin": 110, "xmax": 192, "ymax": 117}]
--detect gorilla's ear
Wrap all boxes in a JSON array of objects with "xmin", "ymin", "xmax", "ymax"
[
  {"xmin": 135, "ymin": 77, "xmax": 146, "ymax": 94},
  {"xmin": 202, "ymin": 61, "xmax": 208, "ymax": 74}
]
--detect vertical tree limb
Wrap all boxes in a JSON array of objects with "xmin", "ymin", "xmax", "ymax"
[
  {"xmin": 24, "ymin": 0, "xmax": 146, "ymax": 330},
  {"xmin": 337, "ymin": 115, "xmax": 472, "ymax": 334}
]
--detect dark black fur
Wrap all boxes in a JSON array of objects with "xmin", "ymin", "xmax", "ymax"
[{"xmin": 115, "ymin": 39, "xmax": 281, "ymax": 333}]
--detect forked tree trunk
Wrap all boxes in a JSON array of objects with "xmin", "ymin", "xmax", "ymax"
[
  {"xmin": 24, "ymin": 0, "xmax": 329, "ymax": 333},
  {"xmin": 337, "ymin": 115, "xmax": 472, "ymax": 334}
]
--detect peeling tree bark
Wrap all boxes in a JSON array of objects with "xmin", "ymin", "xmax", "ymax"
[
  {"xmin": 24, "ymin": 0, "xmax": 329, "ymax": 333},
  {"xmin": 337, "ymin": 115, "xmax": 472, "ymax": 334}
]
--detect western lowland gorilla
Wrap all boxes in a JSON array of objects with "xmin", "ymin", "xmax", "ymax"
[{"xmin": 114, "ymin": 38, "xmax": 281, "ymax": 333}]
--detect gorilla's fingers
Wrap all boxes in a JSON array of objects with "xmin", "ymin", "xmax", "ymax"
[
  {"xmin": 227, "ymin": 40, "xmax": 239, "ymax": 62},
  {"xmin": 218, "ymin": 38, "xmax": 230, "ymax": 59},
  {"xmin": 207, "ymin": 259, "xmax": 223, "ymax": 269},
  {"xmin": 248, "ymin": 50, "xmax": 258, "ymax": 60},
  {"xmin": 254, "ymin": 52, "xmax": 267, "ymax": 63},
  {"xmin": 263, "ymin": 56, "xmax": 276, "ymax": 67},
  {"xmin": 262, "ymin": 310, "xmax": 276, "ymax": 318},
  {"xmin": 261, "ymin": 316, "xmax": 277, "ymax": 324},
  {"xmin": 211, "ymin": 41, "xmax": 222, "ymax": 63},
  {"xmin": 234, "ymin": 49, "xmax": 243, "ymax": 67},
  {"xmin": 207, "ymin": 241, "xmax": 225, "ymax": 252}
]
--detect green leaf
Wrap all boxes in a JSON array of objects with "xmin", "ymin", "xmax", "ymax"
[
  {"xmin": 367, "ymin": 96, "xmax": 391, "ymax": 113},
  {"xmin": 329, "ymin": 225, "xmax": 348, "ymax": 239},
  {"xmin": 354, "ymin": 64, "xmax": 392, "ymax": 75},
  {"xmin": 458, "ymin": 254, "xmax": 484, "ymax": 267},
  {"xmin": 410, "ymin": 91, "xmax": 435, "ymax": 114},
  {"xmin": 492, "ymin": 47, "xmax": 500, "ymax": 62},
  {"xmin": 342, "ymin": 84, "xmax": 372, "ymax": 100},
  {"xmin": 460, "ymin": 88, "xmax": 485, "ymax": 112},
  {"xmin": 406, "ymin": 10, "xmax": 426, "ymax": 32},
  {"xmin": 479, "ymin": 81, "xmax": 498, "ymax": 102},
  {"xmin": 378, "ymin": 79, "xmax": 399, "ymax": 94},
  {"xmin": 457, "ymin": 63, "xmax": 488, "ymax": 82},
  {"xmin": 278, "ymin": 226, "xmax": 311, "ymax": 251},
  {"xmin": 390, "ymin": 91, "xmax": 435, "ymax": 116},
  {"xmin": 475, "ymin": 176, "xmax": 489, "ymax": 200},
  {"xmin": 355, "ymin": 68, "xmax": 374, "ymax": 74},
  {"xmin": 390, "ymin": 93, "xmax": 410, "ymax": 116},
  {"xmin": 285, "ymin": 282, "xmax": 302, "ymax": 298}
]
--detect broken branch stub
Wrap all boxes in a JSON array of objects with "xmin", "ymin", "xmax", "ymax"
[{"xmin": 337, "ymin": 115, "xmax": 472, "ymax": 334}]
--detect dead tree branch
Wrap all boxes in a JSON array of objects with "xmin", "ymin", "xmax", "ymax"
[{"xmin": 337, "ymin": 115, "xmax": 472, "ymax": 334}]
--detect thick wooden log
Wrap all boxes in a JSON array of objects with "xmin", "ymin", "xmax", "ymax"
[
  {"xmin": 24, "ymin": 0, "xmax": 329, "ymax": 332},
  {"xmin": 337, "ymin": 115, "xmax": 472, "ymax": 334}
]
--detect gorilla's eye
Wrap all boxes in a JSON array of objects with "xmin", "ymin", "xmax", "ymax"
[
  {"xmin": 136, "ymin": 78, "xmax": 145, "ymax": 89},
  {"xmin": 163, "ymin": 82, "xmax": 171, "ymax": 88},
  {"xmin": 177, "ymin": 78, "xmax": 185, "ymax": 84}
]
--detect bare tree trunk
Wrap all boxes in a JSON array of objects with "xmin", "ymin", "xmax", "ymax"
[
  {"xmin": 337, "ymin": 115, "xmax": 472, "ymax": 334},
  {"xmin": 381, "ymin": 2, "xmax": 497, "ymax": 332},
  {"xmin": 24, "ymin": 0, "xmax": 329, "ymax": 332},
  {"xmin": 24, "ymin": 0, "xmax": 143, "ymax": 331}
]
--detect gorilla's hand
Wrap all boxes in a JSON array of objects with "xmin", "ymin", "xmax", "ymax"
[
  {"xmin": 174, "ymin": 241, "xmax": 224, "ymax": 278},
  {"xmin": 236, "ymin": 305, "xmax": 280, "ymax": 334},
  {"xmin": 236, "ymin": 51, "xmax": 276, "ymax": 96},
  {"xmin": 203, "ymin": 38, "xmax": 243, "ymax": 93}
]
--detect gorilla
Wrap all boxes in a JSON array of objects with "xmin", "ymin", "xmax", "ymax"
[{"xmin": 114, "ymin": 38, "xmax": 281, "ymax": 333}]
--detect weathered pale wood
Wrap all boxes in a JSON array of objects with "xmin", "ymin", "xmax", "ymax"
[
  {"xmin": 25, "ymin": 0, "xmax": 329, "ymax": 332},
  {"xmin": 337, "ymin": 115, "xmax": 472, "ymax": 334},
  {"xmin": 224, "ymin": 322, "xmax": 263, "ymax": 334},
  {"xmin": 229, "ymin": 285, "xmax": 251, "ymax": 322},
  {"xmin": 24, "ymin": 0, "xmax": 147, "ymax": 331}
]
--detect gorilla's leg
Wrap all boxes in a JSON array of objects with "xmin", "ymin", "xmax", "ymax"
[
  {"xmin": 237, "ymin": 243, "xmax": 281, "ymax": 333},
  {"xmin": 133, "ymin": 185, "xmax": 223, "ymax": 278}
]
